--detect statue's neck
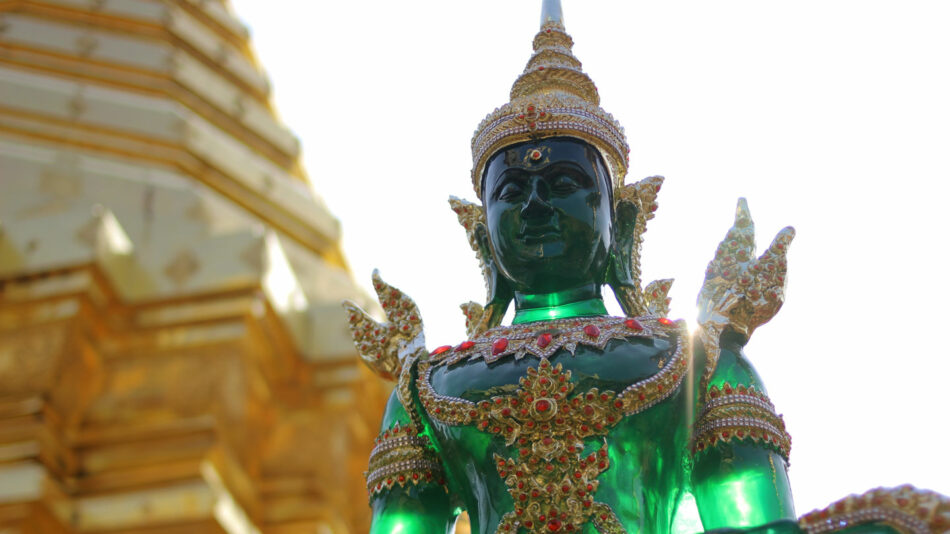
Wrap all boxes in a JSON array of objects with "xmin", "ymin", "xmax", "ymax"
[{"xmin": 512, "ymin": 283, "xmax": 608, "ymax": 324}]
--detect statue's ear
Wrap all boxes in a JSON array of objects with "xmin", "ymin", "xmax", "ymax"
[
  {"xmin": 473, "ymin": 222, "xmax": 512, "ymax": 329},
  {"xmin": 607, "ymin": 197, "xmax": 639, "ymax": 287},
  {"xmin": 473, "ymin": 222, "xmax": 493, "ymax": 267}
]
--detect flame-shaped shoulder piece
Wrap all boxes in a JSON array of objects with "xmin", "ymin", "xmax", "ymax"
[
  {"xmin": 342, "ymin": 270, "xmax": 426, "ymax": 382},
  {"xmin": 448, "ymin": 196, "xmax": 489, "ymax": 300},
  {"xmin": 611, "ymin": 176, "xmax": 675, "ymax": 317}
]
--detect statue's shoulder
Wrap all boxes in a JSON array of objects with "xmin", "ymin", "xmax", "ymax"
[{"xmin": 426, "ymin": 315, "xmax": 682, "ymax": 368}]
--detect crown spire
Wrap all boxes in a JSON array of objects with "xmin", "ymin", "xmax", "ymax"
[
  {"xmin": 470, "ymin": 1, "xmax": 630, "ymax": 198},
  {"xmin": 540, "ymin": 0, "xmax": 564, "ymax": 28}
]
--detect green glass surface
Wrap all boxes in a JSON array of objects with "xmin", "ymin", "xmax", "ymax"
[
  {"xmin": 370, "ymin": 138, "xmax": 802, "ymax": 533},
  {"xmin": 512, "ymin": 283, "xmax": 609, "ymax": 324}
]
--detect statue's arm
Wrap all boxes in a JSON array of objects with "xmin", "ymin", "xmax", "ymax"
[
  {"xmin": 690, "ymin": 201, "xmax": 932, "ymax": 534},
  {"xmin": 691, "ymin": 198, "xmax": 797, "ymax": 530},
  {"xmin": 367, "ymin": 391, "xmax": 456, "ymax": 534},
  {"xmin": 690, "ymin": 331, "xmax": 796, "ymax": 531}
]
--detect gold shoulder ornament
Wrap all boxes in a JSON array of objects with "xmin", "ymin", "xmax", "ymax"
[
  {"xmin": 342, "ymin": 270, "xmax": 426, "ymax": 382},
  {"xmin": 611, "ymin": 175, "xmax": 674, "ymax": 317},
  {"xmin": 799, "ymin": 486, "xmax": 950, "ymax": 534},
  {"xmin": 696, "ymin": 198, "xmax": 795, "ymax": 395}
]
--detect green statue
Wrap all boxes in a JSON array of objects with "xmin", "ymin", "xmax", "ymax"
[{"xmin": 344, "ymin": 3, "xmax": 949, "ymax": 533}]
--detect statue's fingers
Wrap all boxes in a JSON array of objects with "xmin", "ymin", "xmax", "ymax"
[
  {"xmin": 764, "ymin": 226, "xmax": 795, "ymax": 257},
  {"xmin": 706, "ymin": 198, "xmax": 756, "ymax": 277},
  {"xmin": 734, "ymin": 198, "xmax": 753, "ymax": 230},
  {"xmin": 756, "ymin": 226, "xmax": 795, "ymax": 276}
]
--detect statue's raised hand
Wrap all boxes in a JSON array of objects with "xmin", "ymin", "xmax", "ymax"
[
  {"xmin": 342, "ymin": 270, "xmax": 425, "ymax": 381},
  {"xmin": 698, "ymin": 198, "xmax": 795, "ymax": 341}
]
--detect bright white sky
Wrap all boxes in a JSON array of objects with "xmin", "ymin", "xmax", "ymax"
[{"xmin": 230, "ymin": 0, "xmax": 949, "ymax": 518}]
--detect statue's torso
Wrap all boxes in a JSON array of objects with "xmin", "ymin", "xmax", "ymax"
[{"xmin": 416, "ymin": 316, "xmax": 694, "ymax": 534}]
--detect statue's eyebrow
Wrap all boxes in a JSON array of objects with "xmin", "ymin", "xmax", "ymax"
[
  {"xmin": 539, "ymin": 161, "xmax": 594, "ymax": 185},
  {"xmin": 489, "ymin": 168, "xmax": 529, "ymax": 198}
]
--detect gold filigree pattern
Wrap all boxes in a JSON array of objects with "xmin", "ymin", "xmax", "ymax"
[
  {"xmin": 343, "ymin": 271, "xmax": 425, "ymax": 381},
  {"xmin": 460, "ymin": 301, "xmax": 486, "ymax": 340},
  {"xmin": 416, "ymin": 320, "xmax": 686, "ymax": 534},
  {"xmin": 427, "ymin": 315, "xmax": 675, "ymax": 368},
  {"xmin": 799, "ymin": 485, "xmax": 950, "ymax": 534},
  {"xmin": 697, "ymin": 199, "xmax": 795, "ymax": 396},
  {"xmin": 366, "ymin": 422, "xmax": 446, "ymax": 497},
  {"xmin": 643, "ymin": 279, "xmax": 673, "ymax": 317},
  {"xmin": 692, "ymin": 383, "xmax": 791, "ymax": 461},
  {"xmin": 396, "ymin": 347, "xmax": 427, "ymax": 433}
]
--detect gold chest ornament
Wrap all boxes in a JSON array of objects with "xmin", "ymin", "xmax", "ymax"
[{"xmin": 417, "ymin": 316, "xmax": 687, "ymax": 533}]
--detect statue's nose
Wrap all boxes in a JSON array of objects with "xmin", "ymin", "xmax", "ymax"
[{"xmin": 520, "ymin": 182, "xmax": 554, "ymax": 220}]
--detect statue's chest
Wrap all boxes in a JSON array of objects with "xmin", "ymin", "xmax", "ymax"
[
  {"xmin": 414, "ymin": 317, "xmax": 688, "ymax": 533},
  {"xmin": 419, "ymin": 316, "xmax": 684, "ymax": 419},
  {"xmin": 428, "ymin": 336, "xmax": 675, "ymax": 402}
]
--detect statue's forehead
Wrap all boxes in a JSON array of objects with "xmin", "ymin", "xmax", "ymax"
[{"xmin": 487, "ymin": 139, "xmax": 599, "ymax": 177}]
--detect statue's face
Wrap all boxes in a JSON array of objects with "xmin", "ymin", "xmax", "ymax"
[{"xmin": 482, "ymin": 138, "xmax": 612, "ymax": 294}]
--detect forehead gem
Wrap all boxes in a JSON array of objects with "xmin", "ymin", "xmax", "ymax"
[{"xmin": 530, "ymin": 149, "xmax": 543, "ymax": 161}]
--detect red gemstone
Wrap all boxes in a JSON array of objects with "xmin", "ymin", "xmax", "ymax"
[
  {"xmin": 529, "ymin": 122, "xmax": 537, "ymax": 128},
  {"xmin": 538, "ymin": 66, "xmax": 545, "ymax": 71},
  {"xmin": 658, "ymin": 317, "xmax": 674, "ymax": 326},
  {"xmin": 535, "ymin": 399, "xmax": 551, "ymax": 412},
  {"xmin": 492, "ymin": 338, "xmax": 509, "ymax": 355},
  {"xmin": 624, "ymin": 318, "xmax": 643, "ymax": 330},
  {"xmin": 431, "ymin": 345, "xmax": 451, "ymax": 355},
  {"xmin": 584, "ymin": 325, "xmax": 600, "ymax": 337},
  {"xmin": 547, "ymin": 520, "xmax": 562, "ymax": 531},
  {"xmin": 457, "ymin": 340, "xmax": 475, "ymax": 351},
  {"xmin": 537, "ymin": 333, "xmax": 552, "ymax": 348},
  {"xmin": 527, "ymin": 106, "xmax": 535, "ymax": 112}
]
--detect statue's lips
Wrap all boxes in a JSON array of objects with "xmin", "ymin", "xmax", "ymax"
[{"xmin": 519, "ymin": 225, "xmax": 560, "ymax": 244}]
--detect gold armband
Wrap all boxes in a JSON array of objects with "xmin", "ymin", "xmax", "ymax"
[
  {"xmin": 799, "ymin": 485, "xmax": 950, "ymax": 534},
  {"xmin": 691, "ymin": 382, "xmax": 791, "ymax": 461},
  {"xmin": 366, "ymin": 422, "xmax": 446, "ymax": 497}
]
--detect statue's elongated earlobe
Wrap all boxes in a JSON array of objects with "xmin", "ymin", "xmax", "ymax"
[
  {"xmin": 472, "ymin": 222, "xmax": 512, "ymax": 335},
  {"xmin": 449, "ymin": 196, "xmax": 511, "ymax": 337},
  {"xmin": 607, "ymin": 176, "xmax": 674, "ymax": 317}
]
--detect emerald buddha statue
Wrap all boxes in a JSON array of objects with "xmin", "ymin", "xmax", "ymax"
[{"xmin": 344, "ymin": 3, "xmax": 949, "ymax": 533}]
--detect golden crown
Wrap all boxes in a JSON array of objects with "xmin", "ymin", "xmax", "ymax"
[{"xmin": 470, "ymin": 3, "xmax": 630, "ymax": 198}]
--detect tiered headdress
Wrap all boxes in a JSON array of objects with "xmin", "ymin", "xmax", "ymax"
[{"xmin": 470, "ymin": 0, "xmax": 630, "ymax": 198}]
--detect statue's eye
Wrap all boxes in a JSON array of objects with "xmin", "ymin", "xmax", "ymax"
[
  {"xmin": 550, "ymin": 174, "xmax": 581, "ymax": 195},
  {"xmin": 497, "ymin": 182, "xmax": 525, "ymax": 201}
]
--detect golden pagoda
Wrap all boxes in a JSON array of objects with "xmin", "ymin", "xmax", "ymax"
[{"xmin": 0, "ymin": 1, "xmax": 387, "ymax": 532}]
